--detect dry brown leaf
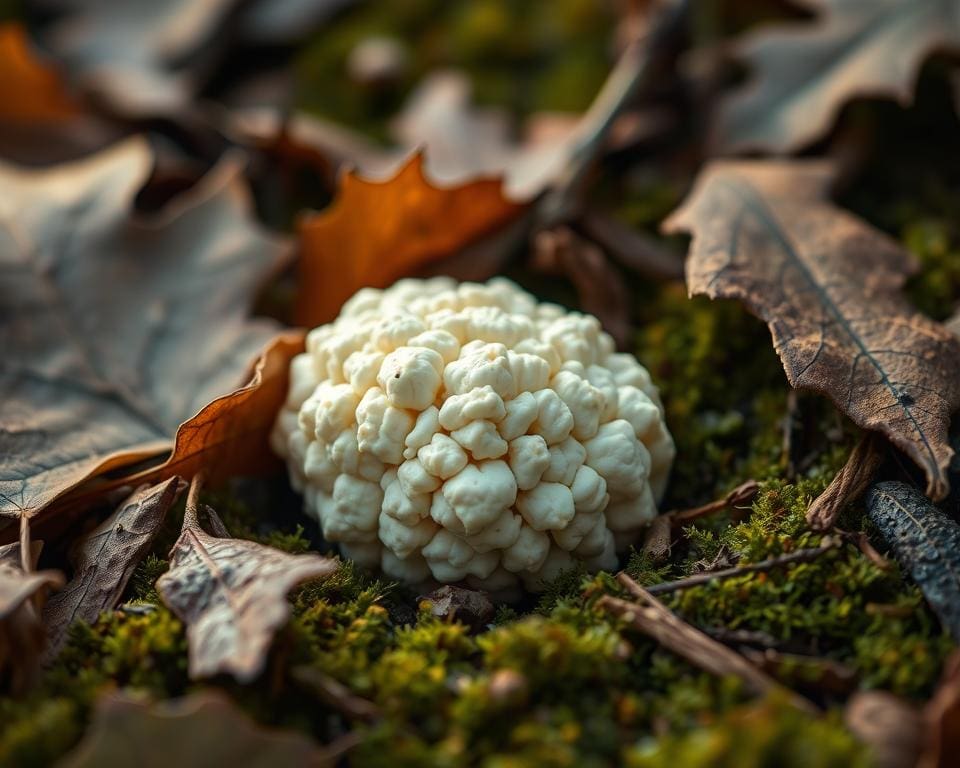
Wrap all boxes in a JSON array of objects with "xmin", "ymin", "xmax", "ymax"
[
  {"xmin": 61, "ymin": 689, "xmax": 328, "ymax": 768},
  {"xmin": 0, "ymin": 532, "xmax": 64, "ymax": 692},
  {"xmin": 296, "ymin": 153, "xmax": 526, "ymax": 325},
  {"xmin": 664, "ymin": 160, "xmax": 960, "ymax": 500},
  {"xmin": 0, "ymin": 137, "xmax": 292, "ymax": 525},
  {"xmin": 0, "ymin": 23, "xmax": 80, "ymax": 122},
  {"xmin": 156, "ymin": 480, "xmax": 338, "ymax": 682},
  {"xmin": 845, "ymin": 690, "xmax": 924, "ymax": 768},
  {"xmin": 42, "ymin": 477, "xmax": 184, "ymax": 659},
  {"xmin": 714, "ymin": 0, "xmax": 960, "ymax": 153}
]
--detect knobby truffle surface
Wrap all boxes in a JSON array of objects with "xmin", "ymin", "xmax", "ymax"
[{"xmin": 272, "ymin": 278, "xmax": 674, "ymax": 591}]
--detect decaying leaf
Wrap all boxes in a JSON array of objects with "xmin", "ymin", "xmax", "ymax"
[
  {"xmin": 42, "ymin": 477, "xmax": 184, "ymax": 659},
  {"xmin": 0, "ymin": 532, "xmax": 64, "ymax": 692},
  {"xmin": 156, "ymin": 481, "xmax": 338, "ymax": 682},
  {"xmin": 867, "ymin": 481, "xmax": 960, "ymax": 640},
  {"xmin": 717, "ymin": 0, "xmax": 960, "ymax": 152},
  {"xmin": 60, "ymin": 689, "xmax": 327, "ymax": 768},
  {"xmin": 715, "ymin": 0, "xmax": 960, "ymax": 153},
  {"xmin": 296, "ymin": 153, "xmax": 525, "ymax": 325},
  {"xmin": 0, "ymin": 137, "xmax": 291, "ymax": 523},
  {"xmin": 664, "ymin": 160, "xmax": 960, "ymax": 500},
  {"xmin": 421, "ymin": 585, "xmax": 494, "ymax": 631}
]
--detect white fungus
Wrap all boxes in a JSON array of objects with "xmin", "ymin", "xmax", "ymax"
[{"xmin": 272, "ymin": 277, "xmax": 674, "ymax": 591}]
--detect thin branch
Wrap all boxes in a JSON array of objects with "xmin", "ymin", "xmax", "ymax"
[
  {"xmin": 645, "ymin": 537, "xmax": 841, "ymax": 596},
  {"xmin": 536, "ymin": 0, "xmax": 688, "ymax": 228},
  {"xmin": 670, "ymin": 479, "xmax": 760, "ymax": 526},
  {"xmin": 293, "ymin": 666, "xmax": 380, "ymax": 723},
  {"xmin": 182, "ymin": 470, "xmax": 206, "ymax": 532},
  {"xmin": 600, "ymin": 574, "xmax": 818, "ymax": 714},
  {"xmin": 19, "ymin": 514, "xmax": 31, "ymax": 574}
]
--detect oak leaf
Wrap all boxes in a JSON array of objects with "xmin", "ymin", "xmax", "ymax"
[
  {"xmin": 42, "ymin": 477, "xmax": 184, "ymax": 658},
  {"xmin": 715, "ymin": 0, "xmax": 960, "ymax": 153},
  {"xmin": 156, "ymin": 492, "xmax": 338, "ymax": 682},
  {"xmin": 296, "ymin": 152, "xmax": 526, "ymax": 325},
  {"xmin": 61, "ymin": 690, "xmax": 327, "ymax": 768},
  {"xmin": 0, "ymin": 137, "xmax": 291, "ymax": 524},
  {"xmin": 664, "ymin": 160, "xmax": 960, "ymax": 499}
]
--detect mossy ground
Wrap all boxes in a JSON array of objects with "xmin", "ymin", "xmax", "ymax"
[{"xmin": 3, "ymin": 2, "xmax": 960, "ymax": 766}]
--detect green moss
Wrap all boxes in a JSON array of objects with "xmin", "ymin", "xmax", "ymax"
[
  {"xmin": 293, "ymin": 0, "xmax": 614, "ymax": 141},
  {"xmin": 624, "ymin": 695, "xmax": 867, "ymax": 768}
]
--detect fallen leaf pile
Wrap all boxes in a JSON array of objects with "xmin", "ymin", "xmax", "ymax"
[{"xmin": 4, "ymin": 0, "xmax": 960, "ymax": 762}]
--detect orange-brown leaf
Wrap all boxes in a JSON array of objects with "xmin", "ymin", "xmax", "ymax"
[
  {"xmin": 665, "ymin": 160, "xmax": 960, "ymax": 500},
  {"xmin": 0, "ymin": 23, "xmax": 80, "ymax": 122},
  {"xmin": 296, "ymin": 152, "xmax": 526, "ymax": 325}
]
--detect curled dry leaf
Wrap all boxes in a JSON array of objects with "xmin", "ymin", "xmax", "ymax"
[
  {"xmin": 296, "ymin": 153, "xmax": 525, "ymax": 325},
  {"xmin": 807, "ymin": 432, "xmax": 886, "ymax": 530},
  {"xmin": 60, "ymin": 689, "xmax": 327, "ymax": 768},
  {"xmin": 715, "ymin": 0, "xmax": 960, "ymax": 153},
  {"xmin": 664, "ymin": 160, "xmax": 960, "ymax": 500},
  {"xmin": 0, "ymin": 535, "xmax": 64, "ymax": 693},
  {"xmin": 0, "ymin": 137, "xmax": 292, "ymax": 526},
  {"xmin": 845, "ymin": 690, "xmax": 924, "ymax": 768},
  {"xmin": 42, "ymin": 477, "xmax": 184, "ymax": 659},
  {"xmin": 156, "ymin": 481, "xmax": 338, "ymax": 682},
  {"xmin": 867, "ymin": 481, "xmax": 960, "ymax": 641}
]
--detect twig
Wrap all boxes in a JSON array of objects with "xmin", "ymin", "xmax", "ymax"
[
  {"xmin": 18, "ymin": 514, "xmax": 31, "ymax": 574},
  {"xmin": 536, "ymin": 0, "xmax": 688, "ymax": 228},
  {"xmin": 806, "ymin": 433, "xmax": 885, "ymax": 530},
  {"xmin": 670, "ymin": 479, "xmax": 760, "ymax": 526},
  {"xmin": 599, "ymin": 574, "xmax": 818, "ymax": 714},
  {"xmin": 293, "ymin": 666, "xmax": 381, "ymax": 723},
  {"xmin": 182, "ymin": 470, "xmax": 206, "ymax": 531},
  {"xmin": 644, "ymin": 537, "xmax": 841, "ymax": 596}
]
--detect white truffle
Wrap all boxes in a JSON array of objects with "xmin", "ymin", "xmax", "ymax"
[{"xmin": 274, "ymin": 277, "xmax": 673, "ymax": 592}]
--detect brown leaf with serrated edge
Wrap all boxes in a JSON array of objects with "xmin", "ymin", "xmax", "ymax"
[
  {"xmin": 60, "ymin": 690, "xmax": 327, "ymax": 768},
  {"xmin": 664, "ymin": 160, "xmax": 960, "ymax": 500},
  {"xmin": 0, "ymin": 527, "xmax": 64, "ymax": 692},
  {"xmin": 0, "ymin": 23, "xmax": 80, "ymax": 122},
  {"xmin": 42, "ymin": 477, "xmax": 184, "ymax": 659},
  {"xmin": 714, "ymin": 0, "xmax": 960, "ymax": 153},
  {"xmin": 296, "ymin": 152, "xmax": 525, "ymax": 325},
  {"xmin": 0, "ymin": 137, "xmax": 291, "ymax": 524},
  {"xmin": 156, "ymin": 479, "xmax": 338, "ymax": 682}
]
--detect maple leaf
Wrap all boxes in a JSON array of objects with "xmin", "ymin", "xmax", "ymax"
[
  {"xmin": 61, "ymin": 690, "xmax": 326, "ymax": 768},
  {"xmin": 42, "ymin": 477, "xmax": 184, "ymax": 658},
  {"xmin": 0, "ymin": 137, "xmax": 291, "ymax": 523},
  {"xmin": 664, "ymin": 160, "xmax": 960, "ymax": 500},
  {"xmin": 714, "ymin": 0, "xmax": 960, "ymax": 153},
  {"xmin": 296, "ymin": 153, "xmax": 526, "ymax": 325},
  {"xmin": 156, "ymin": 481, "xmax": 338, "ymax": 682}
]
